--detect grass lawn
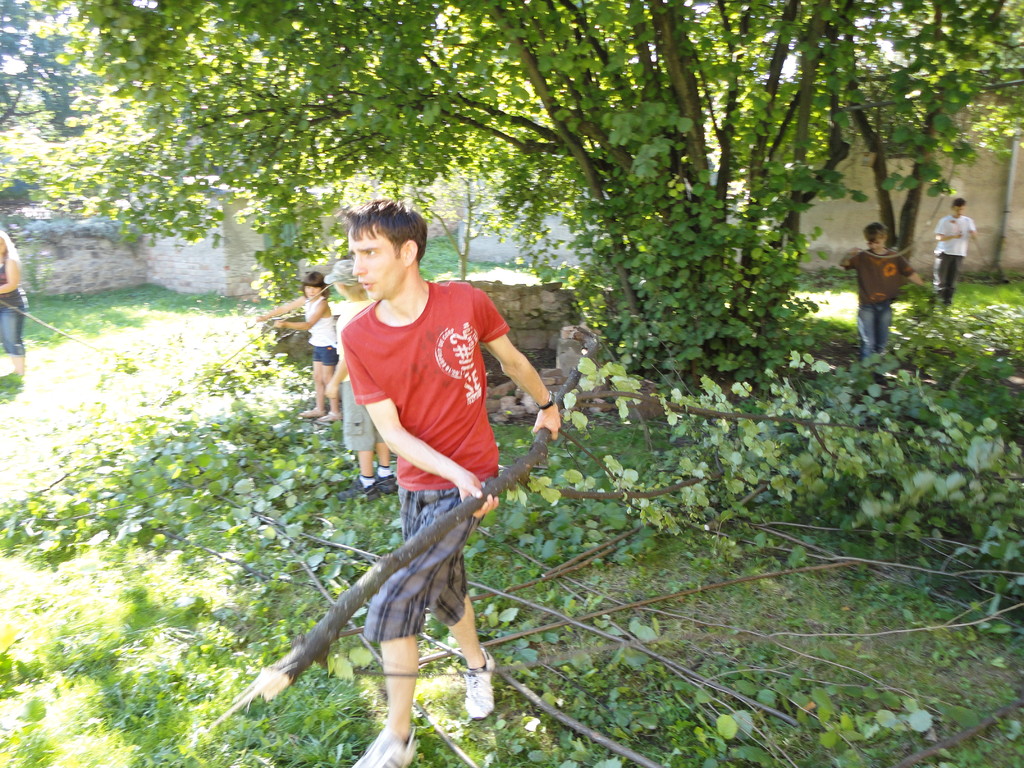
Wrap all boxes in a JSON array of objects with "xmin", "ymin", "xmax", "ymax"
[{"xmin": 2, "ymin": 275, "xmax": 1023, "ymax": 768}]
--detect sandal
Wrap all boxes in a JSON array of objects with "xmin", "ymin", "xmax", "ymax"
[
  {"xmin": 299, "ymin": 409, "xmax": 326, "ymax": 419},
  {"xmin": 317, "ymin": 413, "xmax": 342, "ymax": 424}
]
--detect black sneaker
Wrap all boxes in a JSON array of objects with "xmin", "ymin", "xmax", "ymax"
[
  {"xmin": 337, "ymin": 475, "xmax": 399, "ymax": 501},
  {"xmin": 373, "ymin": 474, "xmax": 398, "ymax": 496},
  {"xmin": 337, "ymin": 476, "xmax": 378, "ymax": 501}
]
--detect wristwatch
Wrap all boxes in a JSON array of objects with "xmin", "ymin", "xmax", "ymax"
[{"xmin": 538, "ymin": 394, "xmax": 556, "ymax": 410}]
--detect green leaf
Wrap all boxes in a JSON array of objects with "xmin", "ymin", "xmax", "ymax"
[
  {"xmin": 875, "ymin": 709, "xmax": 898, "ymax": 728},
  {"xmin": 907, "ymin": 709, "xmax": 933, "ymax": 733},
  {"xmin": 0, "ymin": 624, "xmax": 17, "ymax": 654},
  {"xmin": 628, "ymin": 618, "xmax": 658, "ymax": 642},
  {"xmin": 22, "ymin": 698, "xmax": 47, "ymax": 722},
  {"xmin": 498, "ymin": 607, "xmax": 520, "ymax": 623},
  {"xmin": 716, "ymin": 714, "xmax": 738, "ymax": 739},
  {"xmin": 349, "ymin": 647, "xmax": 374, "ymax": 668}
]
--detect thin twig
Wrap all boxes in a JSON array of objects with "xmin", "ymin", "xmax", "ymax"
[
  {"xmin": 499, "ymin": 671, "xmax": 670, "ymax": 768},
  {"xmin": 468, "ymin": 580, "xmax": 799, "ymax": 726}
]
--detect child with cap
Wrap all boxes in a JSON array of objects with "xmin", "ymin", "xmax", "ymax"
[{"xmin": 324, "ymin": 259, "xmax": 397, "ymax": 500}]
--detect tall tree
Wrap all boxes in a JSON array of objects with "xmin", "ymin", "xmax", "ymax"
[
  {"xmin": 22, "ymin": 0, "xmax": 1021, "ymax": 377},
  {"xmin": 1, "ymin": 0, "xmax": 84, "ymax": 136}
]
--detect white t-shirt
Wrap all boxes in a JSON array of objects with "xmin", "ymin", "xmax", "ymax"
[
  {"xmin": 305, "ymin": 296, "xmax": 337, "ymax": 347},
  {"xmin": 935, "ymin": 214, "xmax": 976, "ymax": 257}
]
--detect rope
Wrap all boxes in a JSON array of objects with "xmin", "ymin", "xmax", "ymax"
[{"xmin": 8, "ymin": 305, "xmax": 108, "ymax": 355}]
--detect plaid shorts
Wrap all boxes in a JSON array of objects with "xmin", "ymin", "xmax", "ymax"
[{"xmin": 362, "ymin": 486, "xmax": 479, "ymax": 643}]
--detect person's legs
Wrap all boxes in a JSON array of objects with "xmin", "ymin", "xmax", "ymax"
[
  {"xmin": 357, "ymin": 449, "xmax": 375, "ymax": 478},
  {"xmin": 449, "ymin": 596, "xmax": 485, "ymax": 668},
  {"xmin": 376, "ymin": 442, "xmax": 391, "ymax": 470},
  {"xmin": 380, "ymin": 635, "xmax": 418, "ymax": 741},
  {"xmin": 314, "ymin": 361, "xmax": 330, "ymax": 412},
  {"xmin": 934, "ymin": 253, "xmax": 957, "ymax": 305},
  {"xmin": 873, "ymin": 300, "xmax": 893, "ymax": 356},
  {"xmin": 856, "ymin": 304, "xmax": 877, "ymax": 362},
  {"xmin": 355, "ymin": 489, "xmax": 478, "ymax": 765},
  {"xmin": 945, "ymin": 255, "xmax": 962, "ymax": 304},
  {"xmin": 299, "ymin": 359, "xmax": 327, "ymax": 418},
  {"xmin": 324, "ymin": 377, "xmax": 342, "ymax": 421},
  {"xmin": 0, "ymin": 307, "xmax": 25, "ymax": 375}
]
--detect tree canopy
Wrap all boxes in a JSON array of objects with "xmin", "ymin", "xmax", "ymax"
[{"xmin": 12, "ymin": 0, "xmax": 1024, "ymax": 377}]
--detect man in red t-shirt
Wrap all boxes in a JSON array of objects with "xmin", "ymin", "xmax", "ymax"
[{"xmin": 341, "ymin": 199, "xmax": 561, "ymax": 768}]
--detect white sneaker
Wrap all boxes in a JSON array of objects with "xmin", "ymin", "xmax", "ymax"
[
  {"xmin": 464, "ymin": 649, "xmax": 496, "ymax": 719},
  {"xmin": 352, "ymin": 729, "xmax": 416, "ymax": 768}
]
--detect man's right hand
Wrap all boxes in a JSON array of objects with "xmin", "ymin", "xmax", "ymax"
[{"xmin": 454, "ymin": 470, "xmax": 499, "ymax": 519}]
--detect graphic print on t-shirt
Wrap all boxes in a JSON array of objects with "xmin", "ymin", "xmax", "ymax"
[{"xmin": 434, "ymin": 322, "xmax": 483, "ymax": 405}]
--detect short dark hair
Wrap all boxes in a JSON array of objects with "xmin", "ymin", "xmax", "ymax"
[
  {"xmin": 952, "ymin": 197, "xmax": 967, "ymax": 207},
  {"xmin": 344, "ymin": 199, "xmax": 428, "ymax": 262},
  {"xmin": 301, "ymin": 270, "xmax": 327, "ymax": 288},
  {"xmin": 864, "ymin": 221, "xmax": 887, "ymax": 241}
]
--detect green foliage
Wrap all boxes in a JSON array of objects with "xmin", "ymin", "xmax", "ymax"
[
  {"xmin": 14, "ymin": 0, "xmax": 1023, "ymax": 377},
  {"xmin": 567, "ymin": 354, "xmax": 1024, "ymax": 601},
  {"xmin": 2, "ymin": 288, "xmax": 1024, "ymax": 767},
  {"xmin": 0, "ymin": 0, "xmax": 95, "ymax": 142}
]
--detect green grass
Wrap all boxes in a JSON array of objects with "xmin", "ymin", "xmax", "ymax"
[
  {"xmin": 795, "ymin": 269, "xmax": 1024, "ymax": 362},
  {"xmin": 21, "ymin": 284, "xmax": 256, "ymax": 347},
  {"xmin": 421, "ymin": 237, "xmax": 540, "ymax": 284},
  {"xmin": 2, "ymin": 280, "xmax": 1024, "ymax": 768}
]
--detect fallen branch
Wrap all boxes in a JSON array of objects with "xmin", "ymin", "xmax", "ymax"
[
  {"xmin": 558, "ymin": 475, "xmax": 719, "ymax": 500},
  {"xmin": 212, "ymin": 328, "xmax": 598, "ymax": 726},
  {"xmin": 577, "ymin": 389, "xmax": 879, "ymax": 432},
  {"xmin": 485, "ymin": 561, "xmax": 859, "ymax": 649},
  {"xmin": 888, "ymin": 689, "xmax": 1024, "ymax": 768}
]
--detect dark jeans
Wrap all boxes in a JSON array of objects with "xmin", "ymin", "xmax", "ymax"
[
  {"xmin": 857, "ymin": 300, "xmax": 893, "ymax": 361},
  {"xmin": 0, "ymin": 304, "xmax": 25, "ymax": 357},
  {"xmin": 933, "ymin": 252, "xmax": 962, "ymax": 305}
]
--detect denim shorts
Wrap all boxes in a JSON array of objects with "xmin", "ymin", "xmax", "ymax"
[
  {"xmin": 312, "ymin": 344, "xmax": 339, "ymax": 365},
  {"xmin": 362, "ymin": 487, "xmax": 479, "ymax": 643}
]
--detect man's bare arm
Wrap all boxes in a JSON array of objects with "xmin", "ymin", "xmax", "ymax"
[
  {"xmin": 365, "ymin": 398, "xmax": 498, "ymax": 516},
  {"xmin": 484, "ymin": 334, "xmax": 561, "ymax": 439}
]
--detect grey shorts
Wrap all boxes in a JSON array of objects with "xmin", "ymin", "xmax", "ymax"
[
  {"xmin": 363, "ymin": 486, "xmax": 478, "ymax": 643},
  {"xmin": 341, "ymin": 380, "xmax": 383, "ymax": 452}
]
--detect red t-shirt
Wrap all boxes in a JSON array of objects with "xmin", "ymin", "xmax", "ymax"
[{"xmin": 341, "ymin": 281, "xmax": 510, "ymax": 490}]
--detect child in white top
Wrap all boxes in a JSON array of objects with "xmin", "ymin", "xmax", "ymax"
[{"xmin": 257, "ymin": 271, "xmax": 340, "ymax": 419}]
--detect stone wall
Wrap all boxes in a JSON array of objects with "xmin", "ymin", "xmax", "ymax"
[
  {"xmin": 146, "ymin": 200, "xmax": 261, "ymax": 297},
  {"xmin": 470, "ymin": 280, "xmax": 577, "ymax": 350},
  {"xmin": 22, "ymin": 236, "xmax": 147, "ymax": 295},
  {"xmin": 273, "ymin": 280, "xmax": 577, "ymax": 361},
  {"xmin": 804, "ymin": 142, "xmax": 1024, "ymax": 274}
]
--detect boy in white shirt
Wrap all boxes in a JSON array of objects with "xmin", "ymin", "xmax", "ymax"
[{"xmin": 933, "ymin": 197, "xmax": 979, "ymax": 305}]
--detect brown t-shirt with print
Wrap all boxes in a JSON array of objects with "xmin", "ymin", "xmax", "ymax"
[{"xmin": 842, "ymin": 249, "xmax": 915, "ymax": 305}]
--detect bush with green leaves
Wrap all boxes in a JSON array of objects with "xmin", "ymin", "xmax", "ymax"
[
  {"xmin": 889, "ymin": 293, "xmax": 1024, "ymax": 433},
  {"xmin": 549, "ymin": 354, "xmax": 1024, "ymax": 601}
]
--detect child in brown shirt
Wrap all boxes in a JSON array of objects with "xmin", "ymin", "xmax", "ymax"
[{"xmin": 840, "ymin": 222, "xmax": 924, "ymax": 361}]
